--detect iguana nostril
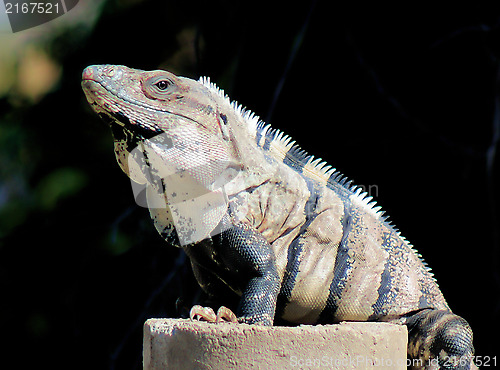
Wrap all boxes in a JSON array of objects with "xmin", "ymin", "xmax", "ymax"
[{"xmin": 82, "ymin": 65, "xmax": 97, "ymax": 81}]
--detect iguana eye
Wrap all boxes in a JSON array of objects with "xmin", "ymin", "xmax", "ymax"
[
  {"xmin": 142, "ymin": 73, "xmax": 178, "ymax": 101},
  {"xmin": 155, "ymin": 80, "xmax": 170, "ymax": 90}
]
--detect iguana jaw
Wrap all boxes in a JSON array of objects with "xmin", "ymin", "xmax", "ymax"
[{"xmin": 82, "ymin": 66, "xmax": 164, "ymax": 141}]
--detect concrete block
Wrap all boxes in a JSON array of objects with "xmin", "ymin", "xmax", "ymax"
[{"xmin": 143, "ymin": 318, "xmax": 408, "ymax": 369}]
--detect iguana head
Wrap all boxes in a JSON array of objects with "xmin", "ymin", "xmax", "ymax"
[{"xmin": 81, "ymin": 65, "xmax": 240, "ymax": 188}]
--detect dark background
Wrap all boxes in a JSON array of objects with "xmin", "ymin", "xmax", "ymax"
[{"xmin": 1, "ymin": 1, "xmax": 498, "ymax": 368}]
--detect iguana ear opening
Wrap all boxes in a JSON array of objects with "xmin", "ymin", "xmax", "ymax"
[{"xmin": 217, "ymin": 112, "xmax": 231, "ymax": 141}]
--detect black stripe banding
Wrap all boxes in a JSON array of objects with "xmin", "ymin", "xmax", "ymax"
[
  {"xmin": 275, "ymin": 179, "xmax": 320, "ymax": 318},
  {"xmin": 318, "ymin": 199, "xmax": 353, "ymax": 324},
  {"xmin": 369, "ymin": 232, "xmax": 396, "ymax": 320}
]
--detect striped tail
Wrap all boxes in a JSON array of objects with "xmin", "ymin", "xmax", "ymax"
[{"xmin": 406, "ymin": 309, "xmax": 474, "ymax": 369}]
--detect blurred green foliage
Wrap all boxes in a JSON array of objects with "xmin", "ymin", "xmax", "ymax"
[{"xmin": 35, "ymin": 167, "xmax": 88, "ymax": 210}]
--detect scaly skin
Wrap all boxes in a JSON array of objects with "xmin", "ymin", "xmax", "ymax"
[{"xmin": 82, "ymin": 65, "xmax": 475, "ymax": 369}]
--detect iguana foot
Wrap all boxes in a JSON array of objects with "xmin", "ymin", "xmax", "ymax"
[{"xmin": 189, "ymin": 305, "xmax": 238, "ymax": 323}]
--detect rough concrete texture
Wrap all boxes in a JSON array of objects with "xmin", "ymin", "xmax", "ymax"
[{"xmin": 143, "ymin": 318, "xmax": 408, "ymax": 369}]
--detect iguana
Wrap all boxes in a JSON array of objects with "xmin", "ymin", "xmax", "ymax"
[{"xmin": 82, "ymin": 65, "xmax": 475, "ymax": 369}]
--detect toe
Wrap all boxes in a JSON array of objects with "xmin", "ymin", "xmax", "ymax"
[
  {"xmin": 216, "ymin": 306, "xmax": 238, "ymax": 323},
  {"xmin": 190, "ymin": 305, "xmax": 217, "ymax": 322}
]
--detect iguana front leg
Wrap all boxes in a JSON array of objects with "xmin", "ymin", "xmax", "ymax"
[{"xmin": 185, "ymin": 221, "xmax": 281, "ymax": 326}]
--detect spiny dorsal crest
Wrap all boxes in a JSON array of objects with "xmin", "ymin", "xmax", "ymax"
[
  {"xmin": 199, "ymin": 76, "xmax": 385, "ymax": 218},
  {"xmin": 199, "ymin": 75, "xmax": 435, "ymax": 279}
]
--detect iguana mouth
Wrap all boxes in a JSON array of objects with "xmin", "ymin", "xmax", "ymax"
[
  {"xmin": 97, "ymin": 108, "xmax": 163, "ymax": 141},
  {"xmin": 83, "ymin": 78, "xmax": 166, "ymax": 146},
  {"xmin": 98, "ymin": 110, "xmax": 177, "ymax": 158}
]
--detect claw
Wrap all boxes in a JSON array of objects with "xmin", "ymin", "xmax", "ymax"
[
  {"xmin": 216, "ymin": 306, "xmax": 238, "ymax": 323},
  {"xmin": 190, "ymin": 305, "xmax": 217, "ymax": 322},
  {"xmin": 189, "ymin": 305, "xmax": 238, "ymax": 323}
]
